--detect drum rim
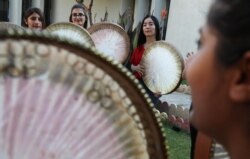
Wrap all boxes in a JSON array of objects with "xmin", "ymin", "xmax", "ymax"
[
  {"xmin": 46, "ymin": 22, "xmax": 95, "ymax": 46},
  {"xmin": 0, "ymin": 28, "xmax": 169, "ymax": 159},
  {"xmin": 87, "ymin": 22, "xmax": 130, "ymax": 63},
  {"xmin": 142, "ymin": 41, "xmax": 184, "ymax": 94}
]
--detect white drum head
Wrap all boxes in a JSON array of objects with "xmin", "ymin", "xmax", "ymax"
[
  {"xmin": 142, "ymin": 41, "xmax": 184, "ymax": 94},
  {"xmin": 46, "ymin": 22, "xmax": 95, "ymax": 46},
  {"xmin": 0, "ymin": 22, "xmax": 24, "ymax": 30}
]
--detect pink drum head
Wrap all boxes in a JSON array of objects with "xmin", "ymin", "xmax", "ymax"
[
  {"xmin": 88, "ymin": 22, "xmax": 130, "ymax": 63},
  {"xmin": 0, "ymin": 29, "xmax": 168, "ymax": 159}
]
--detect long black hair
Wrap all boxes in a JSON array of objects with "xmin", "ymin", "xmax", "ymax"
[
  {"xmin": 207, "ymin": 0, "xmax": 250, "ymax": 67},
  {"xmin": 69, "ymin": 3, "xmax": 88, "ymax": 29},
  {"xmin": 137, "ymin": 15, "xmax": 161, "ymax": 47}
]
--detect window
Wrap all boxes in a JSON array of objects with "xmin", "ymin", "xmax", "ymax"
[
  {"xmin": 0, "ymin": 0, "xmax": 9, "ymax": 21},
  {"xmin": 44, "ymin": 0, "xmax": 51, "ymax": 26},
  {"xmin": 21, "ymin": 0, "xmax": 32, "ymax": 25}
]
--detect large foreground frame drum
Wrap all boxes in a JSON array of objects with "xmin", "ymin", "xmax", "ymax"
[{"xmin": 0, "ymin": 28, "xmax": 168, "ymax": 159}]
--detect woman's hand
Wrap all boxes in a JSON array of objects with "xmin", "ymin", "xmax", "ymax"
[
  {"xmin": 131, "ymin": 64, "xmax": 144, "ymax": 76},
  {"xmin": 154, "ymin": 91, "xmax": 162, "ymax": 97}
]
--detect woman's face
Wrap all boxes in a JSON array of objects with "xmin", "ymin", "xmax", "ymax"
[
  {"xmin": 186, "ymin": 25, "xmax": 233, "ymax": 137},
  {"xmin": 71, "ymin": 8, "xmax": 86, "ymax": 27},
  {"xmin": 143, "ymin": 17, "xmax": 156, "ymax": 38},
  {"xmin": 25, "ymin": 12, "xmax": 42, "ymax": 30}
]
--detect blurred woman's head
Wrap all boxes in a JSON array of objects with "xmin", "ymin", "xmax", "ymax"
[
  {"xmin": 69, "ymin": 4, "xmax": 88, "ymax": 29},
  {"xmin": 22, "ymin": 7, "xmax": 46, "ymax": 30},
  {"xmin": 187, "ymin": 0, "xmax": 250, "ymax": 147},
  {"xmin": 137, "ymin": 15, "xmax": 160, "ymax": 46}
]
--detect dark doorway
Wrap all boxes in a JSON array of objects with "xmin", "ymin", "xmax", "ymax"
[
  {"xmin": 0, "ymin": 0, "xmax": 9, "ymax": 21},
  {"xmin": 44, "ymin": 0, "xmax": 52, "ymax": 26}
]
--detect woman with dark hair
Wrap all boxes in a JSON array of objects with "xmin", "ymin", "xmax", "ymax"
[
  {"xmin": 129, "ymin": 15, "xmax": 161, "ymax": 105},
  {"xmin": 22, "ymin": 7, "xmax": 46, "ymax": 30},
  {"xmin": 69, "ymin": 3, "xmax": 88, "ymax": 29},
  {"xmin": 187, "ymin": 0, "xmax": 250, "ymax": 158},
  {"xmin": 136, "ymin": 15, "xmax": 161, "ymax": 47}
]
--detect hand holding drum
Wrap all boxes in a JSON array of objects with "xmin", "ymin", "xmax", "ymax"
[{"xmin": 141, "ymin": 41, "xmax": 184, "ymax": 95}]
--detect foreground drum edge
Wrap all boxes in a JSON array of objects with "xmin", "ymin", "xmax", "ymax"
[{"xmin": 0, "ymin": 28, "xmax": 169, "ymax": 159}]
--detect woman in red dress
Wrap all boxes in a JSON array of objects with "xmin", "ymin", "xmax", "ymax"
[{"xmin": 129, "ymin": 15, "xmax": 161, "ymax": 105}]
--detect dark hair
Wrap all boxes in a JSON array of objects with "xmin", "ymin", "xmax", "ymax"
[
  {"xmin": 137, "ymin": 15, "xmax": 161, "ymax": 46},
  {"xmin": 69, "ymin": 3, "xmax": 88, "ymax": 29},
  {"xmin": 22, "ymin": 7, "xmax": 46, "ymax": 29},
  {"xmin": 207, "ymin": 0, "xmax": 250, "ymax": 67}
]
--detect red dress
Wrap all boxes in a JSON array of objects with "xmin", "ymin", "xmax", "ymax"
[{"xmin": 129, "ymin": 45, "xmax": 145, "ymax": 79}]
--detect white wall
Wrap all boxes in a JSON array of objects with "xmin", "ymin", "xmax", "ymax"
[
  {"xmin": 85, "ymin": 0, "xmax": 121, "ymax": 23},
  {"xmin": 120, "ymin": 0, "xmax": 134, "ymax": 16},
  {"xmin": 151, "ymin": 0, "xmax": 166, "ymax": 21},
  {"xmin": 166, "ymin": 0, "xmax": 212, "ymax": 57},
  {"xmin": 9, "ymin": 0, "xmax": 22, "ymax": 25},
  {"xmin": 51, "ymin": 0, "xmax": 73, "ymax": 24},
  {"xmin": 8, "ymin": 0, "xmax": 45, "ymax": 25},
  {"xmin": 32, "ymin": 0, "xmax": 44, "ymax": 12},
  {"xmin": 133, "ymin": 0, "xmax": 150, "ymax": 29},
  {"xmin": 51, "ymin": 0, "xmax": 124, "ymax": 25}
]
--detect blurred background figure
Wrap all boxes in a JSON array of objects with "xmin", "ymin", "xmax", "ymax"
[
  {"xmin": 22, "ymin": 7, "xmax": 46, "ymax": 30},
  {"xmin": 129, "ymin": 15, "xmax": 161, "ymax": 106},
  {"xmin": 69, "ymin": 3, "xmax": 88, "ymax": 29},
  {"xmin": 187, "ymin": 0, "xmax": 250, "ymax": 158}
]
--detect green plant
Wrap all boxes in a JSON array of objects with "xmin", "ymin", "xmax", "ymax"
[
  {"xmin": 164, "ymin": 122, "xmax": 191, "ymax": 159},
  {"xmin": 117, "ymin": 8, "xmax": 142, "ymax": 66}
]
